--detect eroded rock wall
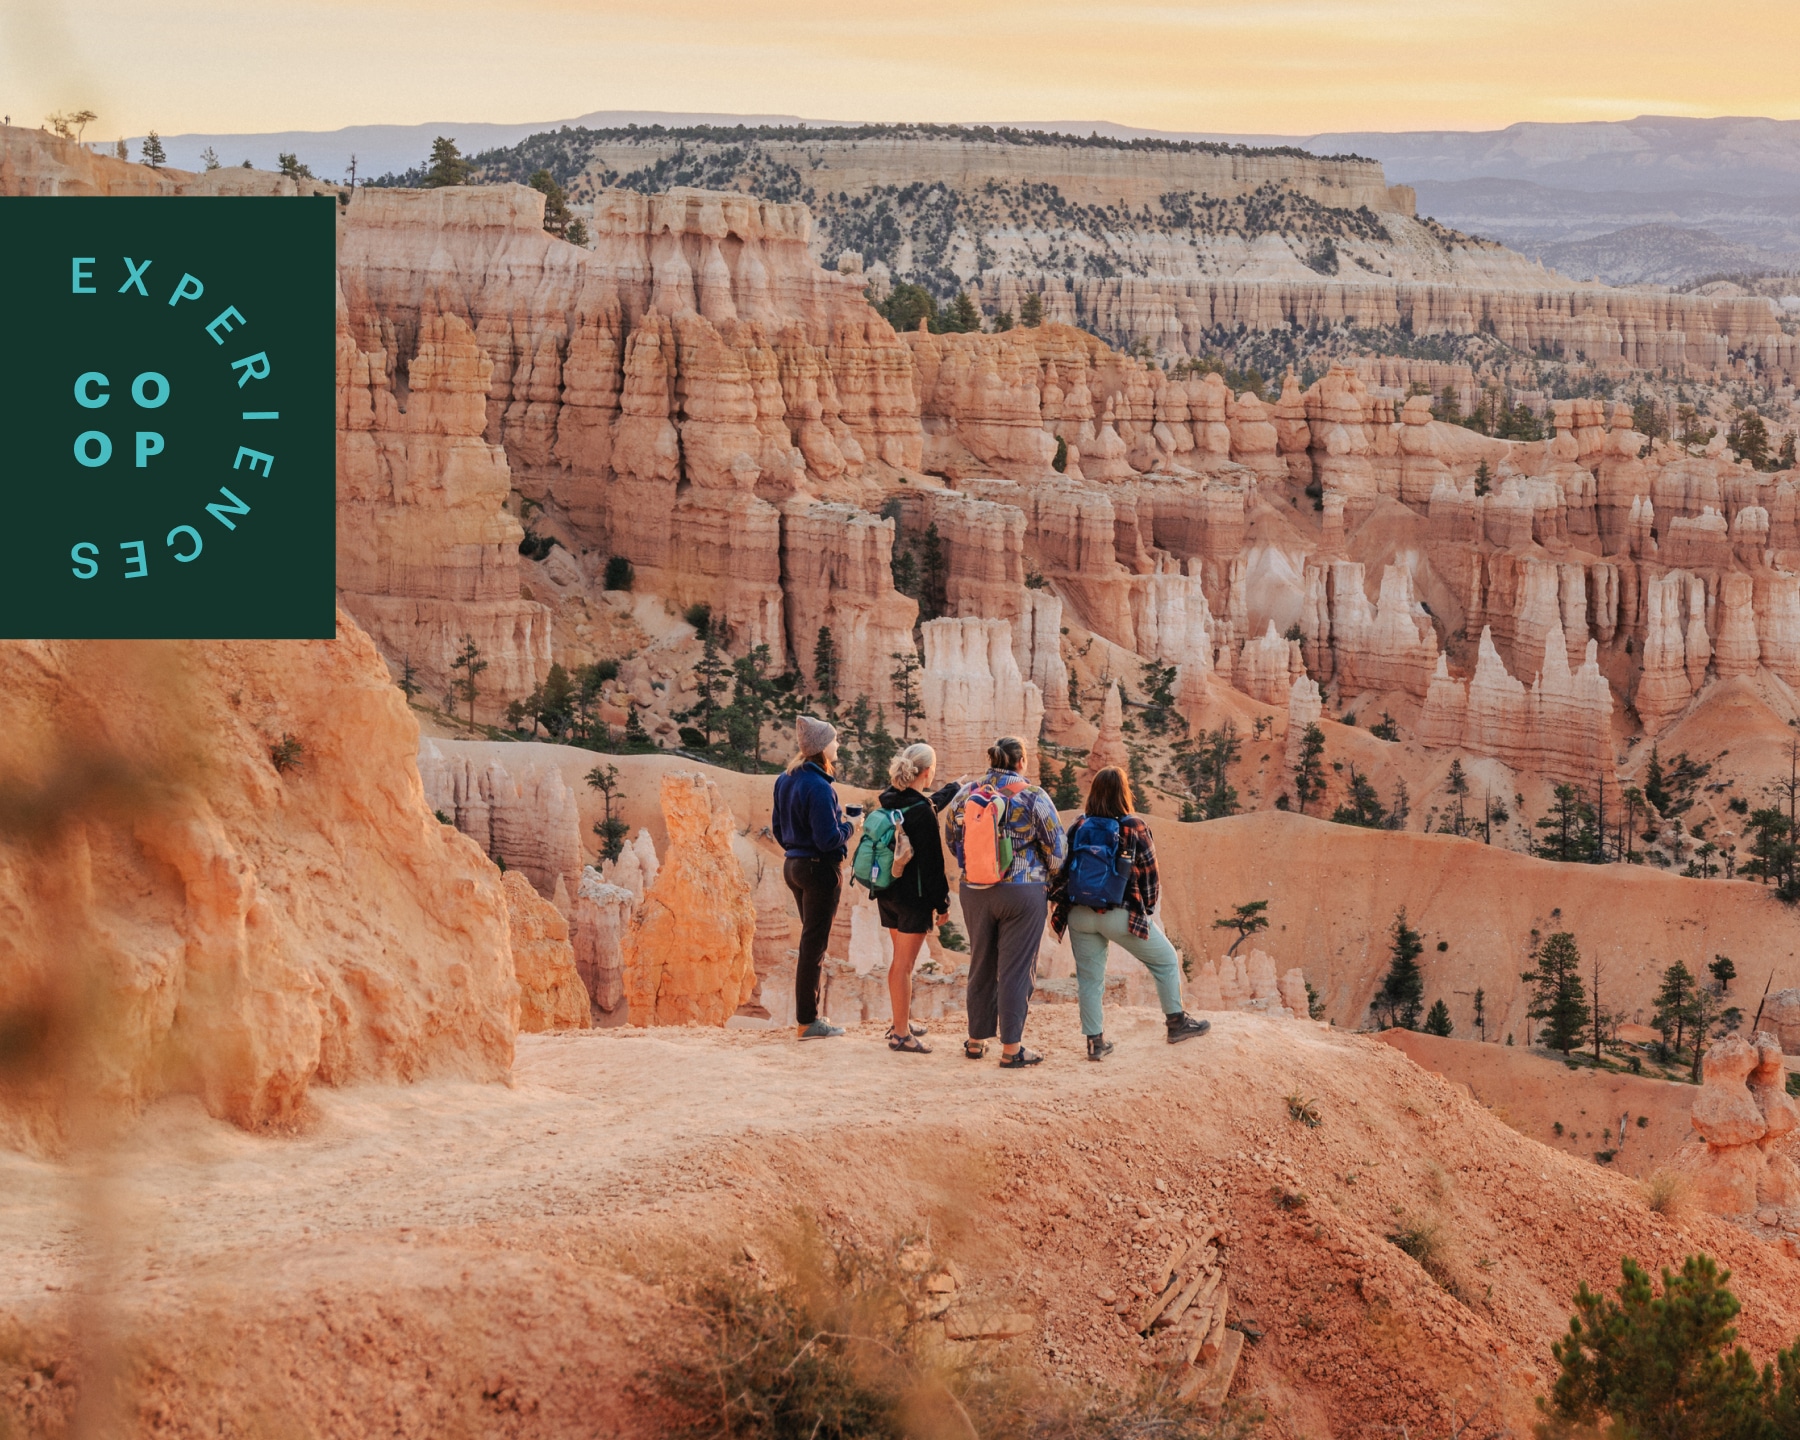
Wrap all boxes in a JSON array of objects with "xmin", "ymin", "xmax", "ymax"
[{"xmin": 0, "ymin": 615, "xmax": 516, "ymax": 1153}]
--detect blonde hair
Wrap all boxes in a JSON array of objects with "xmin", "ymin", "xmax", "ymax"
[
  {"xmin": 889, "ymin": 743, "xmax": 936, "ymax": 788},
  {"xmin": 786, "ymin": 747, "xmax": 834, "ymax": 775}
]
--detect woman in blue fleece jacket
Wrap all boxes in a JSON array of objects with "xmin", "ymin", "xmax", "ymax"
[{"xmin": 770, "ymin": 714, "xmax": 855, "ymax": 1040}]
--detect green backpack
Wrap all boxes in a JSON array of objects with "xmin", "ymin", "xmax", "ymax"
[{"xmin": 851, "ymin": 805, "xmax": 914, "ymax": 895}]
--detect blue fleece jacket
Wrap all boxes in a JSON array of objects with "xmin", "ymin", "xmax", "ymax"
[{"xmin": 771, "ymin": 760, "xmax": 853, "ymax": 860}]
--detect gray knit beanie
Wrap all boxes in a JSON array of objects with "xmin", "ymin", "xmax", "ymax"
[{"xmin": 796, "ymin": 714, "xmax": 837, "ymax": 755}]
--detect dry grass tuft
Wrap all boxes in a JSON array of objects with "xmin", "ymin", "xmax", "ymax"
[
  {"xmin": 1642, "ymin": 1169, "xmax": 1690, "ymax": 1219},
  {"xmin": 1285, "ymin": 1093, "xmax": 1321, "ymax": 1128}
]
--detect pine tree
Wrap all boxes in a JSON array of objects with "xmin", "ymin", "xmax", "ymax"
[
  {"xmin": 889, "ymin": 649, "xmax": 923, "ymax": 740},
  {"xmin": 277, "ymin": 151, "xmax": 313, "ymax": 180},
  {"xmin": 1643, "ymin": 745, "xmax": 1670, "ymax": 816},
  {"xmin": 586, "ymin": 764, "xmax": 629, "ymax": 863},
  {"xmin": 945, "ymin": 291, "xmax": 981, "ymax": 333},
  {"xmin": 449, "ymin": 635, "xmax": 487, "ymax": 728},
  {"xmin": 397, "ymin": 652, "xmax": 421, "ymax": 701},
  {"xmin": 1293, "ymin": 723, "xmax": 1326, "ymax": 815},
  {"xmin": 141, "ymin": 130, "xmax": 166, "ymax": 168},
  {"xmin": 1423, "ymin": 999, "xmax": 1453, "ymax": 1037},
  {"xmin": 1052, "ymin": 435, "xmax": 1068, "ymax": 472},
  {"xmin": 812, "ymin": 626, "xmax": 839, "ymax": 716},
  {"xmin": 1446, "ymin": 758, "xmax": 1470, "ymax": 835},
  {"xmin": 1019, "ymin": 292, "xmax": 1044, "ymax": 328},
  {"xmin": 1473, "ymin": 987, "xmax": 1487, "ymax": 1041},
  {"xmin": 1534, "ymin": 782, "xmax": 1602, "ymax": 862},
  {"xmin": 863, "ymin": 708, "xmax": 898, "ymax": 783},
  {"xmin": 1709, "ymin": 954, "xmax": 1736, "ymax": 994},
  {"xmin": 1522, "ymin": 931, "xmax": 1589, "ymax": 1054},
  {"xmin": 1213, "ymin": 900, "xmax": 1270, "ymax": 958},
  {"xmin": 725, "ymin": 644, "xmax": 777, "ymax": 763},
  {"xmin": 913, "ymin": 523, "xmax": 947, "ymax": 620},
  {"xmin": 200, "ymin": 145, "xmax": 221, "ymax": 171},
  {"xmin": 1653, "ymin": 960, "xmax": 1696, "ymax": 1058},
  {"xmin": 1543, "ymin": 1255, "xmax": 1776, "ymax": 1435},
  {"xmin": 1374, "ymin": 909, "xmax": 1426, "ymax": 1030},
  {"xmin": 1727, "ymin": 409, "xmax": 1772, "ymax": 469},
  {"xmin": 528, "ymin": 168, "xmax": 572, "ymax": 237},
  {"xmin": 1330, "ymin": 764, "xmax": 1388, "ymax": 828},
  {"xmin": 1051, "ymin": 758, "xmax": 1081, "ymax": 810},
  {"xmin": 423, "ymin": 136, "xmax": 472, "ymax": 188},
  {"xmin": 683, "ymin": 634, "xmax": 731, "ymax": 746}
]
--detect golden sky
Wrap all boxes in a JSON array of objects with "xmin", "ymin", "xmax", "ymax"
[{"xmin": 2, "ymin": 0, "xmax": 1796, "ymax": 139}]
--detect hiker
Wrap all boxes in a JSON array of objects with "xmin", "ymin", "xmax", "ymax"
[
  {"xmin": 945, "ymin": 736, "xmax": 1067, "ymax": 1068},
  {"xmin": 862, "ymin": 743, "xmax": 958, "ymax": 1055},
  {"xmin": 1048, "ymin": 766, "xmax": 1211, "ymax": 1060},
  {"xmin": 771, "ymin": 715, "xmax": 856, "ymax": 1041}
]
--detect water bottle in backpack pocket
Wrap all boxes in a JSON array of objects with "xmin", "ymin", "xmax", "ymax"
[
  {"xmin": 961, "ymin": 778, "xmax": 1025, "ymax": 885},
  {"xmin": 1065, "ymin": 817, "xmax": 1130, "ymax": 908},
  {"xmin": 852, "ymin": 807, "xmax": 914, "ymax": 893}
]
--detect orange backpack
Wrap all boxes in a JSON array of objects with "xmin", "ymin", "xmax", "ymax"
[{"xmin": 961, "ymin": 777, "xmax": 1027, "ymax": 885}]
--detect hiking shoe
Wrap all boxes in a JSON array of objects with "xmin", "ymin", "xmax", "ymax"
[
  {"xmin": 1086, "ymin": 1034, "xmax": 1115, "ymax": 1062},
  {"xmin": 1165, "ymin": 1013, "xmax": 1211, "ymax": 1044},
  {"xmin": 798, "ymin": 1020, "xmax": 844, "ymax": 1040}
]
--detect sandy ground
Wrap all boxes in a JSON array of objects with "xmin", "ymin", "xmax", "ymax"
[{"xmin": 5, "ymin": 1011, "xmax": 1800, "ymax": 1439}]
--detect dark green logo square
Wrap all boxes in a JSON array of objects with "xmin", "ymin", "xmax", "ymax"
[{"xmin": 0, "ymin": 197, "xmax": 336, "ymax": 638}]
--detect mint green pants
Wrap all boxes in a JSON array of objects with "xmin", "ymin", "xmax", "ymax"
[{"xmin": 1066, "ymin": 905, "xmax": 1184, "ymax": 1037}]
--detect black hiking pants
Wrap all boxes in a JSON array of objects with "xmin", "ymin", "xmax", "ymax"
[{"xmin": 784, "ymin": 855, "xmax": 842, "ymax": 1026}]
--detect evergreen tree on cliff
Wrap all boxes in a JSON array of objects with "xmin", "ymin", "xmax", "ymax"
[
  {"xmin": 140, "ymin": 130, "xmax": 165, "ymax": 168},
  {"xmin": 1522, "ymin": 931, "xmax": 1589, "ymax": 1054},
  {"xmin": 1292, "ymin": 724, "xmax": 1326, "ymax": 815},
  {"xmin": 424, "ymin": 137, "xmax": 472, "ymax": 188},
  {"xmin": 529, "ymin": 169, "xmax": 572, "ymax": 237},
  {"xmin": 1373, "ymin": 909, "xmax": 1425, "ymax": 1030}
]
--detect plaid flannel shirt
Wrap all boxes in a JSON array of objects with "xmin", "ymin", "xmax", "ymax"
[
  {"xmin": 1048, "ymin": 814, "xmax": 1159, "ymax": 940},
  {"xmin": 945, "ymin": 769, "xmax": 1068, "ymax": 885}
]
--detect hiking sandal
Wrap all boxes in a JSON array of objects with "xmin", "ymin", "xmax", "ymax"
[
  {"xmin": 963, "ymin": 1039, "xmax": 989, "ymax": 1060},
  {"xmin": 998, "ymin": 1047, "xmax": 1043, "ymax": 1068},
  {"xmin": 888, "ymin": 1032, "xmax": 932, "ymax": 1054}
]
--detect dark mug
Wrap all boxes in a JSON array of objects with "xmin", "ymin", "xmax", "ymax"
[{"xmin": 845, "ymin": 805, "xmax": 864, "ymax": 818}]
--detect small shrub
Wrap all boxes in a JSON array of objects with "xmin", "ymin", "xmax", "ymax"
[
  {"xmin": 1636, "ymin": 1115, "xmax": 1649, "ymax": 1128},
  {"xmin": 1387, "ymin": 1214, "xmax": 1456, "ymax": 1293},
  {"xmin": 1595, "ymin": 1149, "xmax": 1617, "ymax": 1165},
  {"xmin": 1275, "ymin": 1188, "xmax": 1308, "ymax": 1211},
  {"xmin": 604, "ymin": 554, "xmax": 635, "ymax": 591},
  {"xmin": 269, "ymin": 733, "xmax": 305, "ymax": 774},
  {"xmin": 1435, "ymin": 940, "xmax": 1448, "ymax": 952},
  {"xmin": 1642, "ymin": 1169, "xmax": 1689, "ymax": 1217},
  {"xmin": 434, "ymin": 809, "xmax": 452, "ymax": 825},
  {"xmin": 1553, "ymin": 1121, "xmax": 1564, "ymax": 1136},
  {"xmin": 1789, "ymin": 1073, "xmax": 1800, "ymax": 1099},
  {"xmin": 1286, "ymin": 1093, "xmax": 1321, "ymax": 1129},
  {"xmin": 684, "ymin": 602, "xmax": 712, "ymax": 636}
]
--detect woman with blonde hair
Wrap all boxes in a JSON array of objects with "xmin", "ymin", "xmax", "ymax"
[
  {"xmin": 874, "ymin": 742, "xmax": 958, "ymax": 1053},
  {"xmin": 1048, "ymin": 766, "xmax": 1210, "ymax": 1060}
]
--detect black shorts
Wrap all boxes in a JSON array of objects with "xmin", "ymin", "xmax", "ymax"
[{"xmin": 877, "ymin": 891, "xmax": 939, "ymax": 935}]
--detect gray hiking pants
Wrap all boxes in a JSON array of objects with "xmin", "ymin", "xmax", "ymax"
[{"xmin": 960, "ymin": 881, "xmax": 1046, "ymax": 1047}]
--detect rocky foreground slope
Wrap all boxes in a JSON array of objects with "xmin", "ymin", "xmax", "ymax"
[
  {"xmin": 4, "ymin": 1016, "xmax": 1798, "ymax": 1438},
  {"xmin": 0, "ymin": 616, "xmax": 517, "ymax": 1153}
]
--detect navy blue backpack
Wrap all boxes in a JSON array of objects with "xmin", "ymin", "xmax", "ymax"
[{"xmin": 1065, "ymin": 817, "xmax": 1131, "ymax": 909}]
